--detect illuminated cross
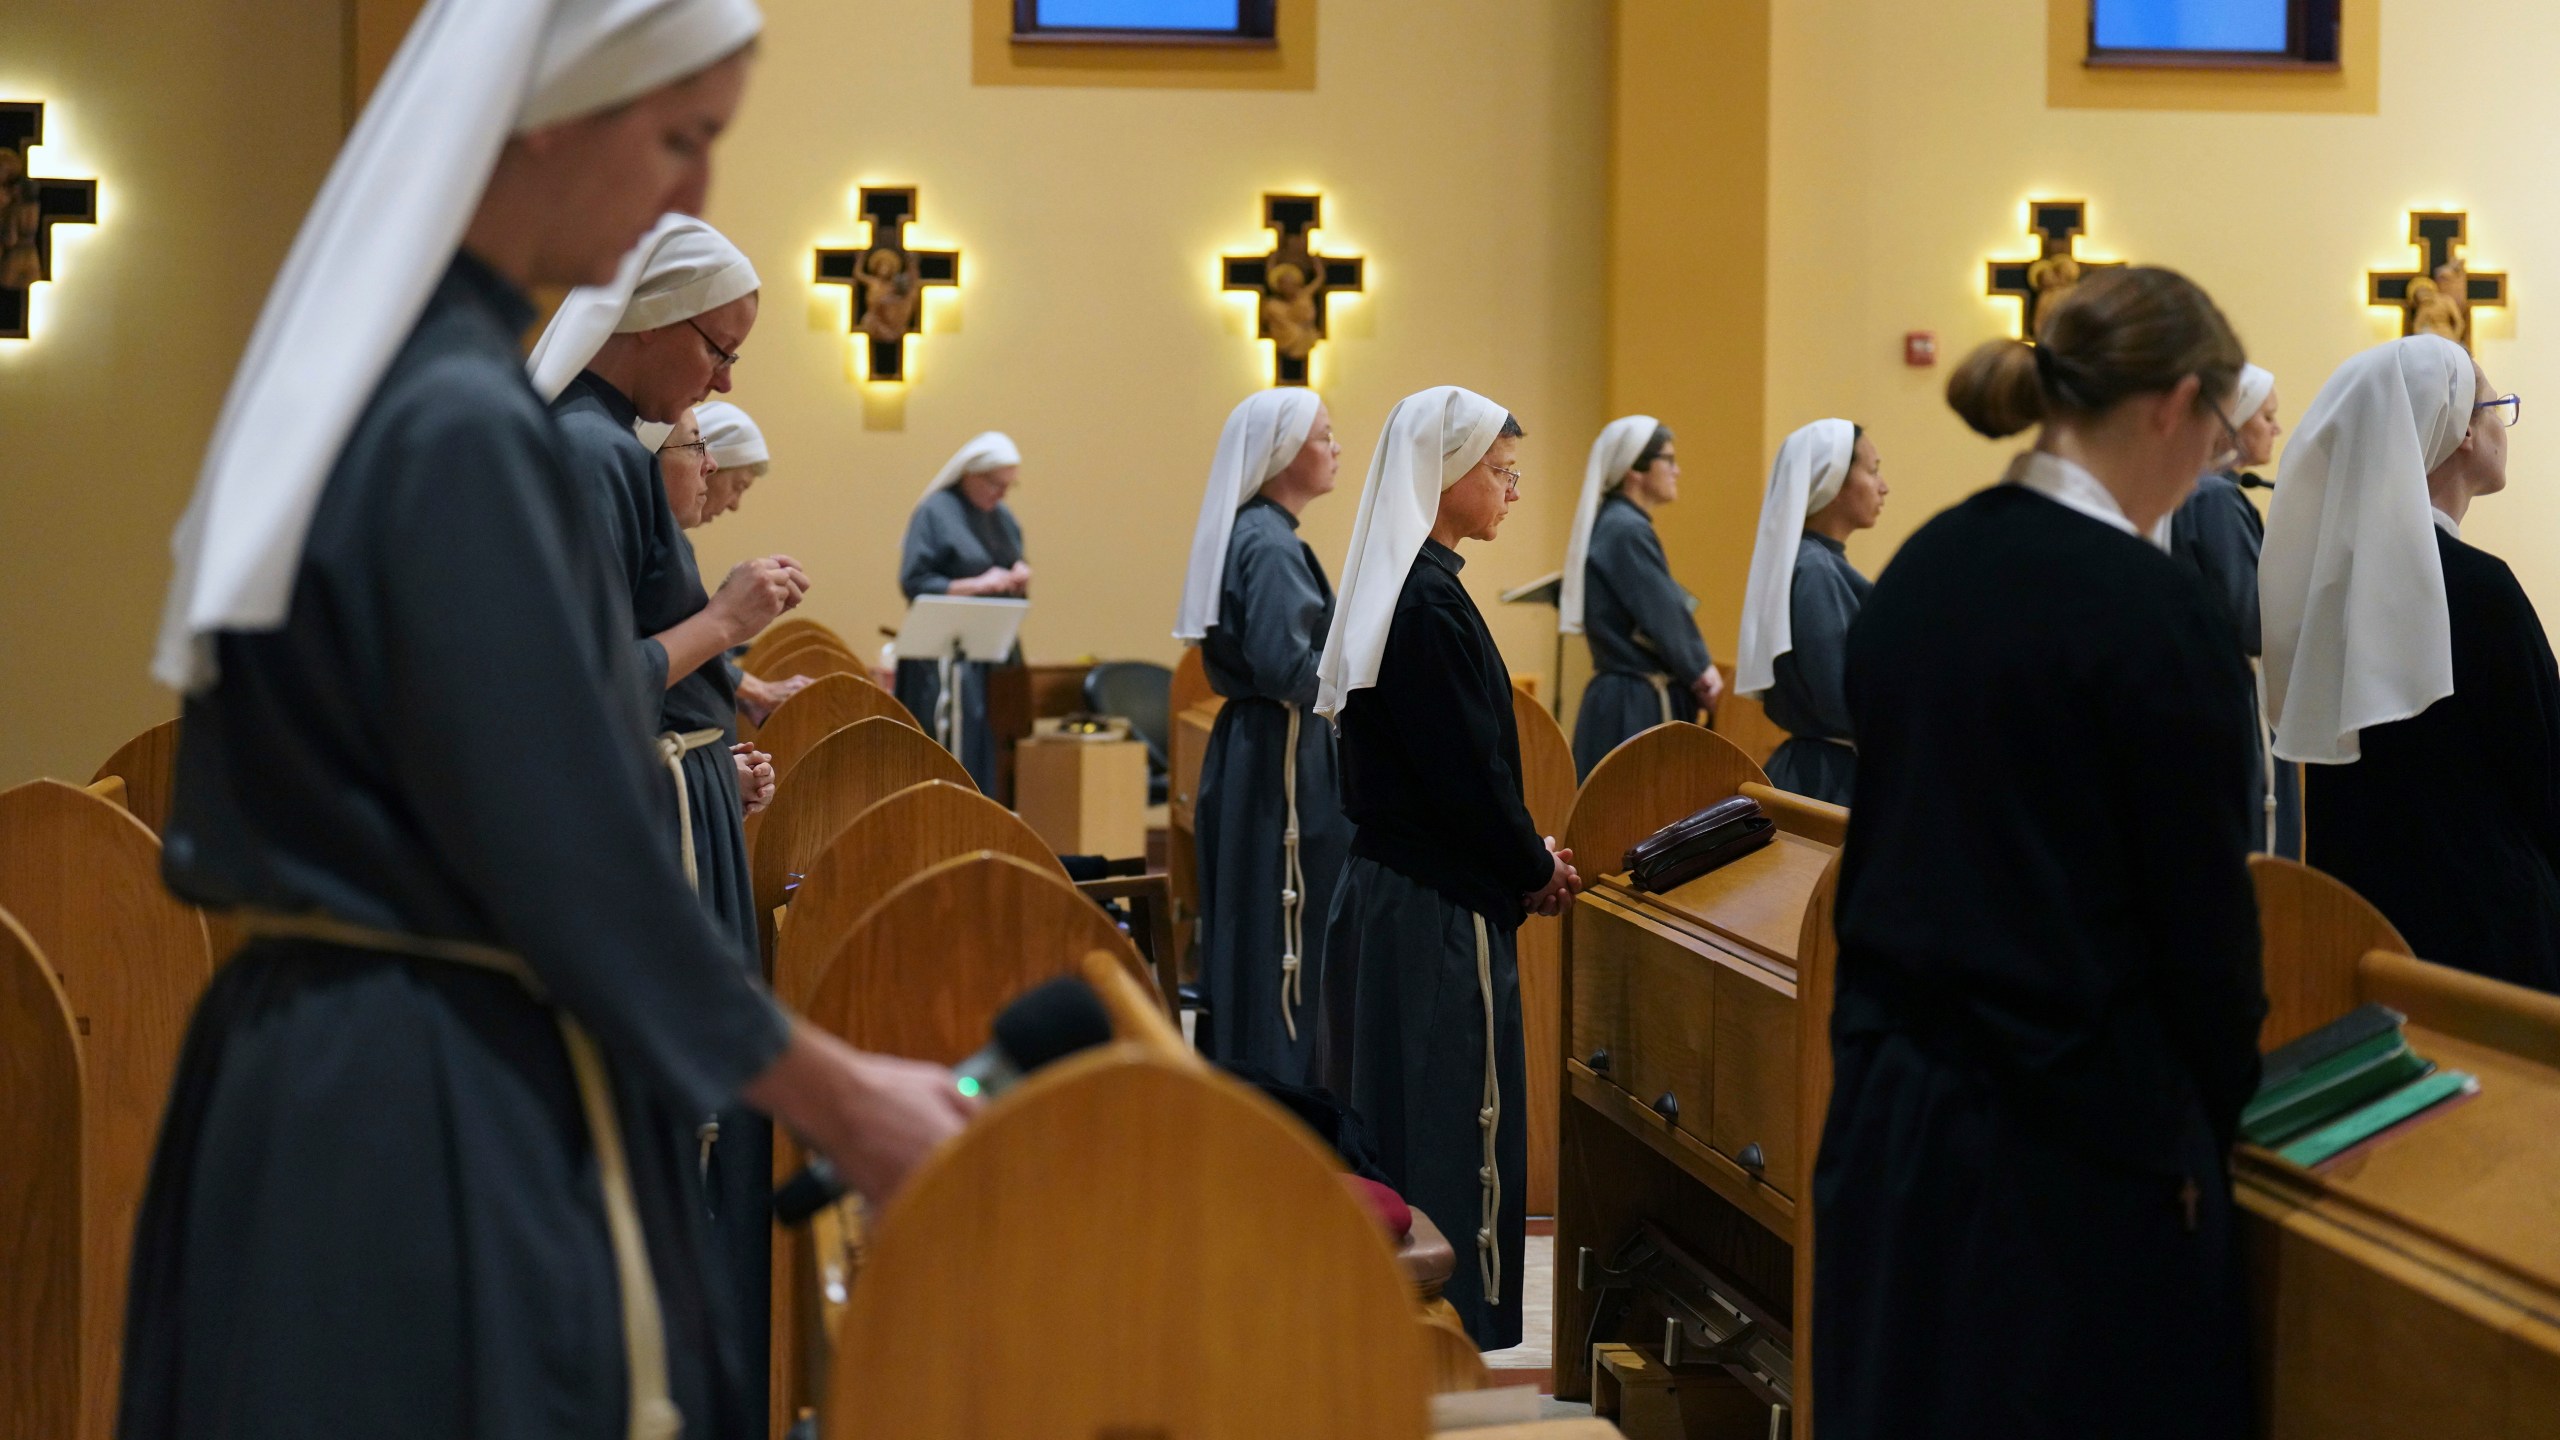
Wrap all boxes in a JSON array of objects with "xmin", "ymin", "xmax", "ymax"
[
  {"xmin": 2367, "ymin": 211, "xmax": 2505, "ymax": 350},
  {"xmin": 1, "ymin": 102, "xmax": 99, "ymax": 341},
  {"xmin": 1223, "ymin": 193, "xmax": 1364, "ymax": 387},
  {"xmin": 814, "ymin": 187, "xmax": 959, "ymax": 382},
  {"xmin": 1986, "ymin": 200, "xmax": 2119, "ymax": 340}
]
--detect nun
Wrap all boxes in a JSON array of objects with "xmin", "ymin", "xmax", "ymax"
[
  {"xmin": 658, "ymin": 410, "xmax": 778, "ymax": 817},
  {"xmin": 1176, "ymin": 389, "xmax": 1349, "ymax": 1083},
  {"xmin": 1815, "ymin": 267, "xmax": 2264, "ymax": 1439},
  {"xmin": 1734, "ymin": 419, "xmax": 1885, "ymax": 806},
  {"xmin": 689, "ymin": 398, "xmax": 810, "ymax": 727},
  {"xmin": 1315, "ymin": 386, "xmax": 1580, "ymax": 1351},
  {"xmin": 2263, "ymin": 335, "xmax": 2560, "ymax": 992},
  {"xmin": 895, "ymin": 430, "xmax": 1029, "ymax": 791},
  {"xmin": 130, "ymin": 5, "xmax": 970, "ymax": 1435},
  {"xmin": 2169, "ymin": 363, "xmax": 2300, "ymax": 857},
  {"xmin": 1561, "ymin": 416, "xmax": 1721, "ymax": 778}
]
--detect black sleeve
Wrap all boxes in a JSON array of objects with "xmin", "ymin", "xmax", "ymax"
[
  {"xmin": 2458, "ymin": 557, "xmax": 2560, "ymax": 866},
  {"xmin": 2173, "ymin": 485, "xmax": 2265, "ymax": 656},
  {"xmin": 375, "ymin": 402, "xmax": 788, "ymax": 1113},
  {"xmin": 1595, "ymin": 516, "xmax": 1713, "ymax": 678},
  {"xmin": 2110, "ymin": 599, "xmax": 2268, "ymax": 1146},
  {"xmin": 900, "ymin": 505, "xmax": 952, "ymax": 599},
  {"xmin": 1229, "ymin": 532, "xmax": 1327, "ymax": 708},
  {"xmin": 584, "ymin": 434, "xmax": 673, "ymax": 694},
  {"xmin": 1383, "ymin": 601, "xmax": 1555, "ymax": 897}
]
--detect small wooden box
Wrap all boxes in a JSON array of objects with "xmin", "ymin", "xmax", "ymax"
[
  {"xmin": 1591, "ymin": 1343, "xmax": 1770, "ymax": 1440},
  {"xmin": 1014, "ymin": 734, "xmax": 1149, "ymax": 859}
]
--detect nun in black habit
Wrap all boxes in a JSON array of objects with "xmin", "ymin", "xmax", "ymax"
[
  {"xmin": 2168, "ymin": 361, "xmax": 2302, "ymax": 857},
  {"xmin": 1561, "ymin": 415, "xmax": 1721, "ymax": 778},
  {"xmin": 1176, "ymin": 388, "xmax": 1350, "ymax": 1083},
  {"xmin": 1733, "ymin": 418, "xmax": 1886, "ymax": 807},
  {"xmin": 1315, "ymin": 386, "xmax": 1581, "ymax": 1351},
  {"xmin": 128, "ymin": 8, "xmax": 970, "ymax": 1435},
  {"xmin": 2263, "ymin": 335, "xmax": 2560, "ymax": 993},
  {"xmin": 895, "ymin": 429, "xmax": 1029, "ymax": 792},
  {"xmin": 1815, "ymin": 267, "xmax": 2266, "ymax": 1440}
]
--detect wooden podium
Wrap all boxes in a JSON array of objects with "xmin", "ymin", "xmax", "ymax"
[
  {"xmin": 2243, "ymin": 857, "xmax": 2560, "ymax": 1438},
  {"xmin": 1552, "ymin": 724, "xmax": 1843, "ymax": 1437}
]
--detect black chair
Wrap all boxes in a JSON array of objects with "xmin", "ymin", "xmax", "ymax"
[{"xmin": 1082, "ymin": 661, "xmax": 1174, "ymax": 805}]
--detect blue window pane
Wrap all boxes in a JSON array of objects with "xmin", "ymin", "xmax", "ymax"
[
  {"xmin": 1033, "ymin": 0, "xmax": 1243, "ymax": 30},
  {"xmin": 2093, "ymin": 0, "xmax": 2287, "ymax": 52}
]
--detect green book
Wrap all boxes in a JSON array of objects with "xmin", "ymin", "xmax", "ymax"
[
  {"xmin": 2276, "ymin": 1069, "xmax": 2478, "ymax": 1168},
  {"xmin": 2241, "ymin": 1035, "xmax": 2434, "ymax": 1146}
]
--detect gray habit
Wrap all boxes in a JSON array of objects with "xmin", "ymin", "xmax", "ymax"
[
  {"xmin": 123, "ymin": 254, "xmax": 790, "ymax": 1440},
  {"xmin": 554, "ymin": 369, "xmax": 770, "ymax": 1438},
  {"xmin": 1761, "ymin": 532, "xmax": 1868, "ymax": 806},
  {"xmin": 1195, "ymin": 495, "xmax": 1350, "ymax": 1083},
  {"xmin": 1572, "ymin": 493, "xmax": 1713, "ymax": 777},
  {"xmin": 2169, "ymin": 471, "xmax": 2301, "ymax": 858},
  {"xmin": 895, "ymin": 485, "xmax": 1025, "ymax": 792}
]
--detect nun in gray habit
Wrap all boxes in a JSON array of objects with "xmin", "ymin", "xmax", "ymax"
[
  {"xmin": 1561, "ymin": 416, "xmax": 1720, "ymax": 778},
  {"xmin": 1735, "ymin": 418, "xmax": 1885, "ymax": 807},
  {"xmin": 895, "ymin": 430, "xmax": 1028, "ymax": 792},
  {"xmin": 1176, "ymin": 388, "xmax": 1350, "ymax": 1083}
]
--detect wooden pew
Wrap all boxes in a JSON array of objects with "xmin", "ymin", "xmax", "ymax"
[
  {"xmin": 742, "ymin": 616, "xmax": 847, "ymax": 672},
  {"xmin": 1705, "ymin": 662, "xmax": 1786, "ymax": 772},
  {"xmin": 1551, "ymin": 725, "xmax": 1844, "ymax": 1437},
  {"xmin": 747, "ymin": 717, "xmax": 972, "ymax": 958},
  {"xmin": 751, "ymin": 637, "xmax": 868, "ymax": 688},
  {"xmin": 0, "ymin": 906, "xmax": 81, "ymax": 1440},
  {"xmin": 1511, "ymin": 683, "xmax": 1577, "ymax": 1218},
  {"xmin": 1165, "ymin": 647, "xmax": 1223, "ymax": 978},
  {"xmin": 756, "ymin": 675, "xmax": 921, "ymax": 785},
  {"xmin": 0, "ymin": 780, "xmax": 214, "ymax": 1440},
  {"xmin": 90, "ymin": 718, "xmax": 182, "ymax": 838},
  {"xmin": 2241, "ymin": 856, "xmax": 2560, "ymax": 1439}
]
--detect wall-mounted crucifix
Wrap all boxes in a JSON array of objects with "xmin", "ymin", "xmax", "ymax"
[
  {"xmin": 814, "ymin": 187, "xmax": 959, "ymax": 383},
  {"xmin": 1986, "ymin": 200, "xmax": 2119, "ymax": 340},
  {"xmin": 2, "ymin": 102, "xmax": 100, "ymax": 341},
  {"xmin": 2368, "ymin": 212, "xmax": 2505, "ymax": 350},
  {"xmin": 1223, "ymin": 194, "xmax": 1364, "ymax": 387}
]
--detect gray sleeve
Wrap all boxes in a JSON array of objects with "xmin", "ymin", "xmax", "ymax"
[
  {"xmin": 2172, "ymin": 484, "xmax": 2264, "ymax": 656},
  {"xmin": 1228, "ymin": 528, "xmax": 1327, "ymax": 707},
  {"xmin": 577, "ymin": 425, "xmax": 673, "ymax": 693},
  {"xmin": 900, "ymin": 503, "xmax": 953, "ymax": 598},
  {"xmin": 1595, "ymin": 516, "xmax": 1713, "ymax": 677},
  {"xmin": 375, "ymin": 402, "xmax": 788, "ymax": 1113},
  {"xmin": 1773, "ymin": 554, "xmax": 1858, "ymax": 738}
]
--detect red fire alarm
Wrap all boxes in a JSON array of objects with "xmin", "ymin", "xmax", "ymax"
[{"xmin": 1904, "ymin": 331, "xmax": 1938, "ymax": 367}]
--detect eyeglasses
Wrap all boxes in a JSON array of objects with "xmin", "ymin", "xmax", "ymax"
[
  {"xmin": 1482, "ymin": 462, "xmax": 1523, "ymax": 490},
  {"xmin": 2208, "ymin": 402, "xmax": 2246, "ymax": 471},
  {"xmin": 661, "ymin": 439, "xmax": 712, "ymax": 458},
  {"xmin": 685, "ymin": 317, "xmax": 740, "ymax": 372},
  {"xmin": 2476, "ymin": 393, "xmax": 2522, "ymax": 428}
]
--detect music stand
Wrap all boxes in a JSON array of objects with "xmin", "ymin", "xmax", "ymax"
[{"xmin": 895, "ymin": 595, "xmax": 1030, "ymax": 762}]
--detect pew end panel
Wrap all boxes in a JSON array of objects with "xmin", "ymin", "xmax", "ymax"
[
  {"xmin": 0, "ymin": 908, "xmax": 82, "ymax": 1440},
  {"xmin": 757, "ymin": 675, "xmax": 922, "ymax": 787},
  {"xmin": 90, "ymin": 716, "xmax": 182, "ymax": 838},
  {"xmin": 749, "ymin": 717, "xmax": 974, "ymax": 960}
]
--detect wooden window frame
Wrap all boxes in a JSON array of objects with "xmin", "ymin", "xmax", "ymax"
[
  {"xmin": 1012, "ymin": 0, "xmax": 1278, "ymax": 48},
  {"xmin": 2086, "ymin": 0, "xmax": 2340, "ymax": 72}
]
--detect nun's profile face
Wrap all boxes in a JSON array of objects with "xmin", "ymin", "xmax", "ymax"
[
  {"xmin": 1627, "ymin": 439, "xmax": 1680, "ymax": 507},
  {"xmin": 2463, "ymin": 362, "xmax": 2509, "ymax": 497},
  {"xmin": 962, "ymin": 466, "xmax": 1018, "ymax": 511},
  {"xmin": 658, "ymin": 413, "xmax": 716, "ymax": 529},
  {"xmin": 1273, "ymin": 405, "xmax": 1342, "ymax": 498},
  {"xmin": 513, "ymin": 51, "xmax": 756, "ymax": 289},
  {"xmin": 1442, "ymin": 435, "xmax": 1521, "ymax": 543},
  {"xmin": 1830, "ymin": 433, "xmax": 1888, "ymax": 531},
  {"xmin": 707, "ymin": 464, "xmax": 762, "ymax": 520},
  {"xmin": 2237, "ymin": 389, "xmax": 2282, "ymax": 469}
]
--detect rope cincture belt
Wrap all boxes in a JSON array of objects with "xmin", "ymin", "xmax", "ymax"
[
  {"xmin": 655, "ymin": 727, "xmax": 726, "ymax": 891},
  {"xmin": 1279, "ymin": 703, "xmax": 1308, "ymax": 1043},
  {"xmin": 1472, "ymin": 912, "xmax": 1502, "ymax": 1311},
  {"xmin": 235, "ymin": 910, "xmax": 682, "ymax": 1440},
  {"xmin": 1645, "ymin": 673, "xmax": 1673, "ymax": 728}
]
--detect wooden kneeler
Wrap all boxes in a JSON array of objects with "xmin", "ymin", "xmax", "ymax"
[{"xmin": 821, "ymin": 1047, "xmax": 1435, "ymax": 1439}]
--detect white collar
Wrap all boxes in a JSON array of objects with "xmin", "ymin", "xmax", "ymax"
[
  {"xmin": 2005, "ymin": 450, "xmax": 2162, "ymax": 547},
  {"xmin": 2431, "ymin": 507, "xmax": 2462, "ymax": 538}
]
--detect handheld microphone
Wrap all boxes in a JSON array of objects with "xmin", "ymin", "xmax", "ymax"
[{"xmin": 772, "ymin": 974, "xmax": 1113, "ymax": 1225}]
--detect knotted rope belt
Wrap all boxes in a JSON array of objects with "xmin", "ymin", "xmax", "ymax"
[
  {"xmin": 235, "ymin": 910, "xmax": 681, "ymax": 1440},
  {"xmin": 1471, "ymin": 912, "xmax": 1503, "ymax": 1311},
  {"xmin": 655, "ymin": 728, "xmax": 726, "ymax": 890},
  {"xmin": 1645, "ymin": 673, "xmax": 1674, "ymax": 728},
  {"xmin": 1279, "ymin": 703, "xmax": 1308, "ymax": 1043}
]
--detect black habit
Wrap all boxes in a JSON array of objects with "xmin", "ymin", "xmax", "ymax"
[
  {"xmin": 1814, "ymin": 483, "xmax": 2265, "ymax": 1439},
  {"xmin": 1195, "ymin": 494, "xmax": 1350, "ymax": 1082},
  {"xmin": 1319, "ymin": 540, "xmax": 1551, "ymax": 1350},
  {"xmin": 2168, "ymin": 470, "xmax": 2302, "ymax": 857},
  {"xmin": 894, "ymin": 485, "xmax": 1025, "ymax": 793},
  {"xmin": 1571, "ymin": 493, "xmax": 1714, "ymax": 778},
  {"xmin": 124, "ymin": 255, "xmax": 789, "ymax": 1440},
  {"xmin": 554, "ymin": 368, "xmax": 771, "ymax": 1437},
  {"xmin": 2305, "ymin": 522, "xmax": 2560, "ymax": 993}
]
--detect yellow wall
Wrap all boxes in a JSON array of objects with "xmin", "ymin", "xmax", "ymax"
[
  {"xmin": 1762, "ymin": 0, "xmax": 2560, "ymax": 628},
  {"xmin": 1, "ymin": 0, "xmax": 344, "ymax": 785},
  {"xmin": 695, "ymin": 0, "xmax": 1611, "ymax": 688}
]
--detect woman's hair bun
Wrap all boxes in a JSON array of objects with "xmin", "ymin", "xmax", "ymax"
[{"xmin": 1946, "ymin": 337, "xmax": 2045, "ymax": 439}]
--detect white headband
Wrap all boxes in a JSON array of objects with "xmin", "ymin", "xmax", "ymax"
[
  {"xmin": 526, "ymin": 211, "xmax": 760, "ymax": 403},
  {"xmin": 1175, "ymin": 390, "xmax": 1325, "ymax": 643}
]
